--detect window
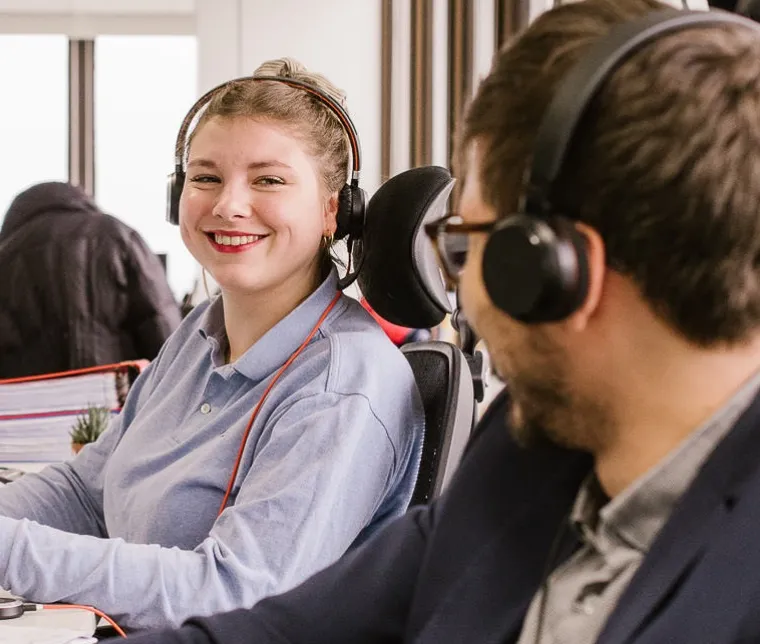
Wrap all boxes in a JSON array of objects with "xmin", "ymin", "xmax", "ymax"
[
  {"xmin": 0, "ymin": 35, "xmax": 68, "ymax": 220},
  {"xmin": 94, "ymin": 35, "xmax": 197, "ymax": 300}
]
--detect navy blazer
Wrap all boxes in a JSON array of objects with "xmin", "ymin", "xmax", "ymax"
[{"xmin": 124, "ymin": 389, "xmax": 760, "ymax": 643}]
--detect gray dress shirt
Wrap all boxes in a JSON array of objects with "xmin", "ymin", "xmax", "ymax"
[{"xmin": 516, "ymin": 370, "xmax": 760, "ymax": 644}]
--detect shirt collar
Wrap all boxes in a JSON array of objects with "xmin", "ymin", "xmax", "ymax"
[
  {"xmin": 571, "ymin": 368, "xmax": 760, "ymax": 553},
  {"xmin": 197, "ymin": 268, "xmax": 342, "ymax": 382}
]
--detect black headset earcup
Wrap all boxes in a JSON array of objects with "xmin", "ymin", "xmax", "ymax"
[
  {"xmin": 166, "ymin": 171, "xmax": 184, "ymax": 226},
  {"xmin": 482, "ymin": 214, "xmax": 589, "ymax": 323},
  {"xmin": 335, "ymin": 183, "xmax": 366, "ymax": 241},
  {"xmin": 335, "ymin": 184, "xmax": 353, "ymax": 240},
  {"xmin": 351, "ymin": 186, "xmax": 367, "ymax": 238}
]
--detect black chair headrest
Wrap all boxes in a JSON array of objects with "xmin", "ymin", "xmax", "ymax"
[{"xmin": 356, "ymin": 166, "xmax": 455, "ymax": 329}]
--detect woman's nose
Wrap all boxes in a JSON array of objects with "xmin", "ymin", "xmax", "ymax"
[{"xmin": 212, "ymin": 181, "xmax": 252, "ymax": 220}]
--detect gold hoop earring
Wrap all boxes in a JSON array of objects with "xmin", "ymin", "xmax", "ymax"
[{"xmin": 321, "ymin": 233, "xmax": 334, "ymax": 250}]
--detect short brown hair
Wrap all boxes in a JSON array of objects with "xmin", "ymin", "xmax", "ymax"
[{"xmin": 461, "ymin": 0, "xmax": 760, "ymax": 347}]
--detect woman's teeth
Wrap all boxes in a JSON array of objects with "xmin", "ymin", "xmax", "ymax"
[{"xmin": 213, "ymin": 233, "xmax": 262, "ymax": 246}]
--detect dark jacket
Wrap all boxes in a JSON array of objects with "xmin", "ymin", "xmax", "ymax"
[
  {"xmin": 0, "ymin": 182, "xmax": 181, "ymax": 378},
  {"xmin": 122, "ymin": 385, "xmax": 760, "ymax": 643}
]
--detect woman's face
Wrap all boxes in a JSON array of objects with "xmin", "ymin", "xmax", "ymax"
[{"xmin": 179, "ymin": 116, "xmax": 336, "ymax": 298}]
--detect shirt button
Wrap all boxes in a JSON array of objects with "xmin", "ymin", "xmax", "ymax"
[
  {"xmin": 576, "ymin": 596, "xmax": 596, "ymax": 616},
  {"xmin": 200, "ymin": 402, "xmax": 212, "ymax": 414}
]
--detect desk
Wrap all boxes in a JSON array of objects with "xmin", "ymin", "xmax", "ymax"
[
  {"xmin": 0, "ymin": 590, "xmax": 97, "ymax": 643},
  {"xmin": 0, "ymin": 463, "xmax": 52, "ymax": 474}
]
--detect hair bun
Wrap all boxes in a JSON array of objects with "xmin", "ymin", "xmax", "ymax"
[
  {"xmin": 253, "ymin": 57, "xmax": 306, "ymax": 79},
  {"xmin": 252, "ymin": 57, "xmax": 348, "ymax": 109}
]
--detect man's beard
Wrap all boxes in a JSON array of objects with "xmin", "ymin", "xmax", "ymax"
[{"xmin": 500, "ymin": 337, "xmax": 613, "ymax": 453}]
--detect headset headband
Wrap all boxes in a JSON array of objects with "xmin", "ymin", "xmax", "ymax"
[
  {"xmin": 172, "ymin": 74, "xmax": 362, "ymax": 188},
  {"xmin": 526, "ymin": 8, "xmax": 759, "ymax": 215}
]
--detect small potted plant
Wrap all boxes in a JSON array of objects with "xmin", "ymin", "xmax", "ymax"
[{"xmin": 70, "ymin": 405, "xmax": 111, "ymax": 454}]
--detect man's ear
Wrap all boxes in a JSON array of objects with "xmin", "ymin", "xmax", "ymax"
[
  {"xmin": 565, "ymin": 221, "xmax": 606, "ymax": 332},
  {"xmin": 323, "ymin": 193, "xmax": 339, "ymax": 236}
]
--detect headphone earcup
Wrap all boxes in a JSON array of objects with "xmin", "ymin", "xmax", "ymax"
[
  {"xmin": 335, "ymin": 183, "xmax": 366, "ymax": 241},
  {"xmin": 482, "ymin": 214, "xmax": 589, "ymax": 323},
  {"xmin": 166, "ymin": 171, "xmax": 184, "ymax": 226},
  {"xmin": 335, "ymin": 184, "xmax": 353, "ymax": 240},
  {"xmin": 351, "ymin": 186, "xmax": 367, "ymax": 239}
]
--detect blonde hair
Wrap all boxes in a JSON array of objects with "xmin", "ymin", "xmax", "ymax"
[{"xmin": 187, "ymin": 57, "xmax": 350, "ymax": 196}]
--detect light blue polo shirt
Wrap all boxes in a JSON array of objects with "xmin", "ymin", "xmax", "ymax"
[{"xmin": 0, "ymin": 268, "xmax": 424, "ymax": 630}]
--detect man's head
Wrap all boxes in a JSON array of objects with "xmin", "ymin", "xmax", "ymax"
[{"xmin": 454, "ymin": 0, "xmax": 760, "ymax": 449}]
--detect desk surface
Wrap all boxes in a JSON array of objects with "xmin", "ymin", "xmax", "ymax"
[
  {"xmin": 0, "ymin": 463, "xmax": 51, "ymax": 474},
  {"xmin": 0, "ymin": 590, "xmax": 97, "ymax": 643}
]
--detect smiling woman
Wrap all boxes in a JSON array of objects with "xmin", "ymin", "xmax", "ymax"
[
  {"xmin": 0, "ymin": 58, "xmax": 425, "ymax": 632},
  {"xmin": 181, "ymin": 116, "xmax": 329, "ymax": 356}
]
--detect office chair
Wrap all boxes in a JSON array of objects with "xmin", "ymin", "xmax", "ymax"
[{"xmin": 358, "ymin": 166, "xmax": 476, "ymax": 506}]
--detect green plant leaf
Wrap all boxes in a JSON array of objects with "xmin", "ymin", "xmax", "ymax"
[{"xmin": 69, "ymin": 405, "xmax": 111, "ymax": 445}]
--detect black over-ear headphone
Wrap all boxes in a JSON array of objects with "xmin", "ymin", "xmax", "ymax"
[
  {"xmin": 166, "ymin": 75, "xmax": 367, "ymax": 285},
  {"xmin": 482, "ymin": 8, "xmax": 760, "ymax": 324}
]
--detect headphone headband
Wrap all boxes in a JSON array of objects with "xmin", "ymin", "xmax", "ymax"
[
  {"xmin": 172, "ymin": 74, "xmax": 361, "ymax": 187},
  {"xmin": 526, "ymin": 8, "xmax": 759, "ymax": 215}
]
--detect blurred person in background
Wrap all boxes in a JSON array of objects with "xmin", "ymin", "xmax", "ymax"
[{"xmin": 0, "ymin": 181, "xmax": 181, "ymax": 378}]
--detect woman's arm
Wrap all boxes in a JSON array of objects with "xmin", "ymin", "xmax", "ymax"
[
  {"xmin": 0, "ymin": 392, "xmax": 399, "ymax": 631},
  {"xmin": 0, "ymin": 362, "xmax": 158, "ymax": 536},
  {"xmin": 119, "ymin": 506, "xmax": 435, "ymax": 644}
]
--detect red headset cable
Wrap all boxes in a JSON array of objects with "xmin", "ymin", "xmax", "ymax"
[
  {"xmin": 216, "ymin": 291, "xmax": 341, "ymax": 516},
  {"xmin": 23, "ymin": 603, "xmax": 127, "ymax": 638}
]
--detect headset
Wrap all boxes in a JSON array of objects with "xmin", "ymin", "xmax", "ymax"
[
  {"xmin": 482, "ymin": 8, "xmax": 760, "ymax": 324},
  {"xmin": 166, "ymin": 75, "xmax": 367, "ymax": 288},
  {"xmin": 0, "ymin": 598, "xmax": 22, "ymax": 620}
]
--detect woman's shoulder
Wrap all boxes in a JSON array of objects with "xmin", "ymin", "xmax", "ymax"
[
  {"xmin": 317, "ymin": 295, "xmax": 418, "ymax": 395},
  {"xmin": 327, "ymin": 295, "xmax": 404, "ymax": 350}
]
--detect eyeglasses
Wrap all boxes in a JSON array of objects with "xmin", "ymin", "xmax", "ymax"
[{"xmin": 424, "ymin": 213, "xmax": 496, "ymax": 287}]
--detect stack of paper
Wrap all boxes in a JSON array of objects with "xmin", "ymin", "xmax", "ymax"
[{"xmin": 0, "ymin": 362, "xmax": 145, "ymax": 463}]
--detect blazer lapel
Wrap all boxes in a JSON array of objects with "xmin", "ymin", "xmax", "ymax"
[
  {"xmin": 598, "ymin": 393, "xmax": 760, "ymax": 644},
  {"xmin": 414, "ymin": 448, "xmax": 589, "ymax": 644}
]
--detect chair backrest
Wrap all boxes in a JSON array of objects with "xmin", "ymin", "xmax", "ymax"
[
  {"xmin": 357, "ymin": 166, "xmax": 476, "ymax": 504},
  {"xmin": 402, "ymin": 342, "xmax": 475, "ymax": 505}
]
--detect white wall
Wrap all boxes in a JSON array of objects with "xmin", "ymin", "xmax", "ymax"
[
  {"xmin": 389, "ymin": 0, "xmax": 411, "ymax": 177},
  {"xmin": 195, "ymin": 0, "xmax": 384, "ymax": 196},
  {"xmin": 0, "ymin": 0, "xmax": 192, "ymax": 12},
  {"xmin": 472, "ymin": 0, "xmax": 496, "ymax": 95},
  {"xmin": 0, "ymin": 0, "xmax": 194, "ymax": 36}
]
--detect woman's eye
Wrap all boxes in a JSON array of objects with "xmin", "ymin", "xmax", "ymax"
[
  {"xmin": 189, "ymin": 175, "xmax": 220, "ymax": 184},
  {"xmin": 256, "ymin": 176, "xmax": 285, "ymax": 186}
]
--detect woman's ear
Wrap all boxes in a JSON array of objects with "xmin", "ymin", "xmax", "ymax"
[{"xmin": 323, "ymin": 192, "xmax": 339, "ymax": 236}]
